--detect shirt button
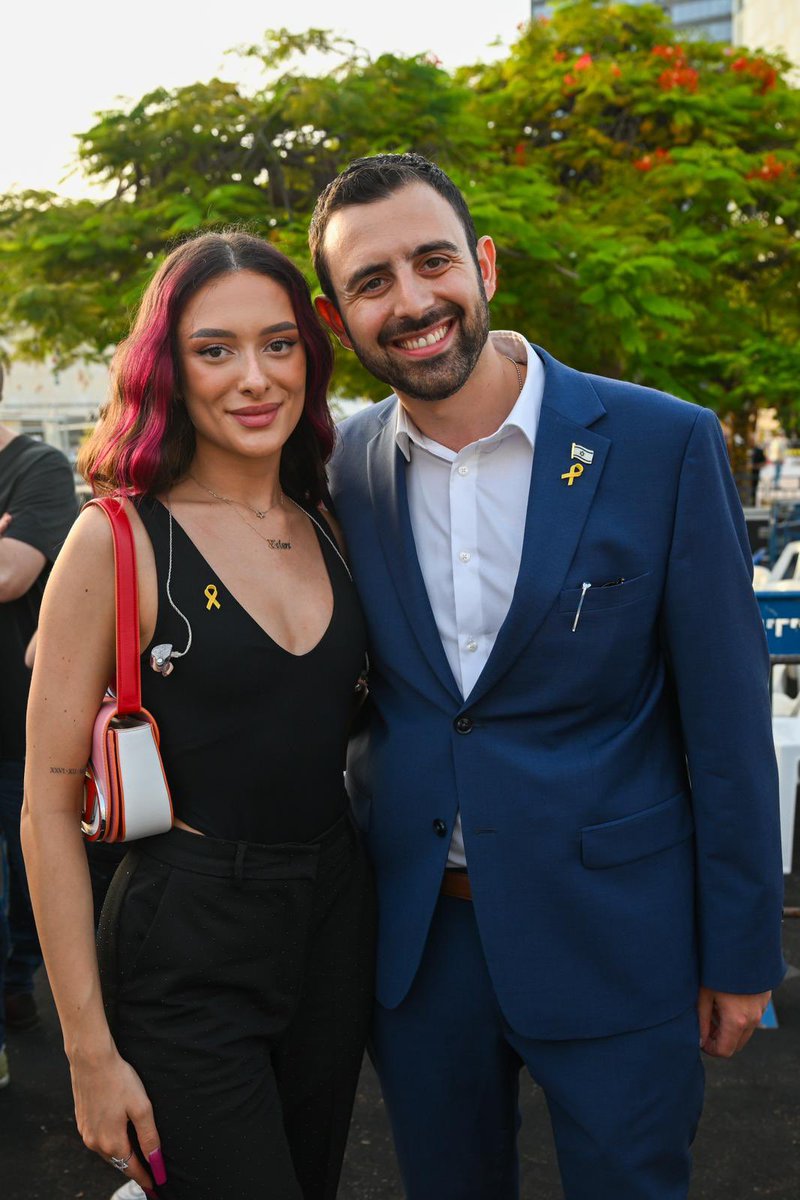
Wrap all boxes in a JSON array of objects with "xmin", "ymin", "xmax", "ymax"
[
  {"xmin": 433, "ymin": 818, "xmax": 448, "ymax": 837},
  {"xmin": 459, "ymin": 551, "xmax": 471, "ymax": 563},
  {"xmin": 466, "ymin": 639, "xmax": 478, "ymax": 652},
  {"xmin": 457, "ymin": 465, "xmax": 470, "ymax": 476},
  {"xmin": 454, "ymin": 715, "xmax": 473, "ymax": 734}
]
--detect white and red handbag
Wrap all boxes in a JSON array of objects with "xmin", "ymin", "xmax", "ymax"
[{"xmin": 81, "ymin": 496, "xmax": 173, "ymax": 843}]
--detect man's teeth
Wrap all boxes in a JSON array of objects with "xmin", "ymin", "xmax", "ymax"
[{"xmin": 399, "ymin": 324, "xmax": 449, "ymax": 351}]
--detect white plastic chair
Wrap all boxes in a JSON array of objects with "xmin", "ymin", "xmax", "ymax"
[{"xmin": 771, "ymin": 714, "xmax": 800, "ymax": 874}]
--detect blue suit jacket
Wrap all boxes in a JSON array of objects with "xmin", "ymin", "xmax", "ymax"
[{"xmin": 328, "ymin": 343, "xmax": 785, "ymax": 1040}]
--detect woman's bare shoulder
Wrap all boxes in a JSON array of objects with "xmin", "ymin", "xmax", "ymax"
[
  {"xmin": 62, "ymin": 496, "xmax": 147, "ymax": 560},
  {"xmin": 55, "ymin": 502, "xmax": 115, "ymax": 569}
]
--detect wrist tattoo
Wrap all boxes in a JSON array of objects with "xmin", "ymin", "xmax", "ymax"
[{"xmin": 50, "ymin": 766, "xmax": 87, "ymax": 776}]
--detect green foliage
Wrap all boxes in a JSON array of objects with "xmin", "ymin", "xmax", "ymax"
[{"xmin": 1, "ymin": 3, "xmax": 799, "ymax": 424}]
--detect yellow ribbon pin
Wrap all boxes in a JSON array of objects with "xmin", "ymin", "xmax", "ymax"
[
  {"xmin": 204, "ymin": 584, "xmax": 221, "ymax": 611},
  {"xmin": 561, "ymin": 463, "xmax": 584, "ymax": 487}
]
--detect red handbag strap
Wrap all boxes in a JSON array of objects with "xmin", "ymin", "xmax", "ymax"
[{"xmin": 86, "ymin": 496, "xmax": 141, "ymax": 715}]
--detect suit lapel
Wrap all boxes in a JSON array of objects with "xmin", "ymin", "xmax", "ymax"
[
  {"xmin": 466, "ymin": 348, "xmax": 611, "ymax": 706},
  {"xmin": 367, "ymin": 411, "xmax": 462, "ymax": 703}
]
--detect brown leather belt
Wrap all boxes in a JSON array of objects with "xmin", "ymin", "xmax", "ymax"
[{"xmin": 440, "ymin": 869, "xmax": 472, "ymax": 901}]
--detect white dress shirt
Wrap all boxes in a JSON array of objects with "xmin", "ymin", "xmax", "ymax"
[{"xmin": 395, "ymin": 332, "xmax": 545, "ymax": 867}]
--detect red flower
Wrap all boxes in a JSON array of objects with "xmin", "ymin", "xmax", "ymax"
[
  {"xmin": 747, "ymin": 153, "xmax": 786, "ymax": 182},
  {"xmin": 514, "ymin": 141, "xmax": 527, "ymax": 167},
  {"xmin": 554, "ymin": 50, "xmax": 567, "ymax": 62},
  {"xmin": 634, "ymin": 147, "xmax": 672, "ymax": 173},
  {"xmin": 575, "ymin": 53, "xmax": 593, "ymax": 71},
  {"xmin": 659, "ymin": 66, "xmax": 699, "ymax": 93},
  {"xmin": 611, "ymin": 63, "xmax": 622, "ymax": 77},
  {"xmin": 563, "ymin": 73, "xmax": 577, "ymax": 88},
  {"xmin": 652, "ymin": 44, "xmax": 684, "ymax": 61},
  {"xmin": 731, "ymin": 55, "xmax": 778, "ymax": 93}
]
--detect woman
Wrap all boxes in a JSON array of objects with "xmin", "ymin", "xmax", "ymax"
[{"xmin": 21, "ymin": 232, "xmax": 376, "ymax": 1200}]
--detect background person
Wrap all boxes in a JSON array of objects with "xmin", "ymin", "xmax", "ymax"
[
  {"xmin": 309, "ymin": 153, "xmax": 785, "ymax": 1200},
  {"xmin": 22, "ymin": 232, "xmax": 375, "ymax": 1200},
  {"xmin": 0, "ymin": 368, "xmax": 77, "ymax": 1082}
]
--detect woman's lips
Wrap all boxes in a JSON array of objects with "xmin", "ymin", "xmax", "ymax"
[{"xmin": 229, "ymin": 405, "xmax": 280, "ymax": 428}]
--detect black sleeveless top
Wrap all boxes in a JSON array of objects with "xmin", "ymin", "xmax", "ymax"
[{"xmin": 136, "ymin": 495, "xmax": 367, "ymax": 844}]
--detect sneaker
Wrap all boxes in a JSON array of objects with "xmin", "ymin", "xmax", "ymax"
[
  {"xmin": 0, "ymin": 1044, "xmax": 9, "ymax": 1088},
  {"xmin": 109, "ymin": 1183, "xmax": 146, "ymax": 1200},
  {"xmin": 4, "ymin": 992, "xmax": 40, "ymax": 1031}
]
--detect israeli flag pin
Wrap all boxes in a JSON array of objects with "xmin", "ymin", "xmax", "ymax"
[{"xmin": 571, "ymin": 443, "xmax": 594, "ymax": 465}]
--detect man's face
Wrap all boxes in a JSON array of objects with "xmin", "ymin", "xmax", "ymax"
[{"xmin": 316, "ymin": 182, "xmax": 497, "ymax": 403}]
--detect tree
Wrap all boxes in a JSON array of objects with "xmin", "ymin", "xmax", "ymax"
[
  {"xmin": 0, "ymin": 30, "xmax": 485, "ymax": 400},
  {"xmin": 1, "ymin": 2, "xmax": 798, "ymax": 447},
  {"xmin": 463, "ymin": 1, "xmax": 800, "ymax": 461}
]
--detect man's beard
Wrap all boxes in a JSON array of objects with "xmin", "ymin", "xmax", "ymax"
[{"xmin": 343, "ymin": 290, "xmax": 490, "ymax": 403}]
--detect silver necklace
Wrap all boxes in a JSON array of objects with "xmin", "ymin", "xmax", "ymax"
[
  {"xmin": 216, "ymin": 488, "xmax": 356, "ymax": 576},
  {"xmin": 216, "ymin": 496, "xmax": 293, "ymax": 551},
  {"xmin": 190, "ymin": 474, "xmax": 284, "ymax": 520},
  {"xmin": 501, "ymin": 353, "xmax": 523, "ymax": 396}
]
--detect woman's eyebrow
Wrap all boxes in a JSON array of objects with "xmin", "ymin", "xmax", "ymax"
[{"xmin": 189, "ymin": 321, "xmax": 298, "ymax": 339}]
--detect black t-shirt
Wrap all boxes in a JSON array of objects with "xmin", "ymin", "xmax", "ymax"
[{"xmin": 0, "ymin": 434, "xmax": 78, "ymax": 760}]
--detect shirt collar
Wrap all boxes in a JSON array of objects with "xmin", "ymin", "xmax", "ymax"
[{"xmin": 395, "ymin": 332, "xmax": 544, "ymax": 462}]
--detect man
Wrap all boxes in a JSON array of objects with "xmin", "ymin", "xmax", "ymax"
[
  {"xmin": 0, "ymin": 364, "xmax": 77, "ymax": 1082},
  {"xmin": 308, "ymin": 154, "xmax": 785, "ymax": 1199}
]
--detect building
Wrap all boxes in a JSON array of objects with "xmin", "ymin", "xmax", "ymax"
[
  {"xmin": 1, "ymin": 359, "xmax": 106, "ymax": 496},
  {"xmin": 530, "ymin": 1, "xmax": 734, "ymax": 43},
  {"xmin": 734, "ymin": 0, "xmax": 800, "ymax": 69}
]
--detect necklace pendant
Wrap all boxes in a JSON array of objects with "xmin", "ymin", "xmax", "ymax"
[{"xmin": 254, "ymin": 510, "xmax": 267, "ymax": 519}]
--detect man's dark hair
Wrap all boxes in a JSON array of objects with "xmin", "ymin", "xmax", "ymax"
[{"xmin": 309, "ymin": 153, "xmax": 479, "ymax": 304}]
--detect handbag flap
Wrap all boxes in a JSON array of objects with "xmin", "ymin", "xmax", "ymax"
[{"xmin": 109, "ymin": 717, "xmax": 173, "ymax": 841}]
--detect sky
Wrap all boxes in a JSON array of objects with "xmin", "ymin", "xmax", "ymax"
[{"xmin": 3, "ymin": 1, "xmax": 530, "ymax": 197}]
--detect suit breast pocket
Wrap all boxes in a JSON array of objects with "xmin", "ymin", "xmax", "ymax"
[{"xmin": 557, "ymin": 571, "xmax": 652, "ymax": 617}]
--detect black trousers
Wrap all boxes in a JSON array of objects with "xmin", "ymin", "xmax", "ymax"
[{"xmin": 97, "ymin": 813, "xmax": 376, "ymax": 1200}]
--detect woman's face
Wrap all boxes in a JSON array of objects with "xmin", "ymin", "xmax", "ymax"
[{"xmin": 176, "ymin": 269, "xmax": 307, "ymax": 462}]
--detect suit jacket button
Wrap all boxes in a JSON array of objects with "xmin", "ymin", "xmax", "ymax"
[
  {"xmin": 454, "ymin": 715, "xmax": 473, "ymax": 734},
  {"xmin": 433, "ymin": 819, "xmax": 448, "ymax": 837}
]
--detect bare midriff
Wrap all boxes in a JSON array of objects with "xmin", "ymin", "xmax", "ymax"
[{"xmin": 174, "ymin": 817, "xmax": 205, "ymax": 837}]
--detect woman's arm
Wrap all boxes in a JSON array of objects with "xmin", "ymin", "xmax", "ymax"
[{"xmin": 21, "ymin": 505, "xmax": 162, "ymax": 1195}]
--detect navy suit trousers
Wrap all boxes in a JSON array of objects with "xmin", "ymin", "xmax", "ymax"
[{"xmin": 372, "ymin": 895, "xmax": 705, "ymax": 1200}]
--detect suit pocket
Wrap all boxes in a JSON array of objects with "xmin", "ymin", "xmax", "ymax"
[
  {"xmin": 581, "ymin": 790, "xmax": 694, "ymax": 869},
  {"xmin": 558, "ymin": 571, "xmax": 652, "ymax": 614}
]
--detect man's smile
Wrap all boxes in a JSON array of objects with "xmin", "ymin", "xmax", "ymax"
[{"xmin": 395, "ymin": 319, "xmax": 453, "ymax": 353}]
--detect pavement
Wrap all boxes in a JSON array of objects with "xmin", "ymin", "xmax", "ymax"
[{"xmin": 2, "ymin": 869, "xmax": 799, "ymax": 1199}]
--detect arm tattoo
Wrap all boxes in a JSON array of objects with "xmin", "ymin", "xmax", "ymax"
[{"xmin": 50, "ymin": 766, "xmax": 87, "ymax": 776}]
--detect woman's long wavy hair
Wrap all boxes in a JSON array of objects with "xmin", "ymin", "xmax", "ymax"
[{"xmin": 79, "ymin": 231, "xmax": 336, "ymax": 505}]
